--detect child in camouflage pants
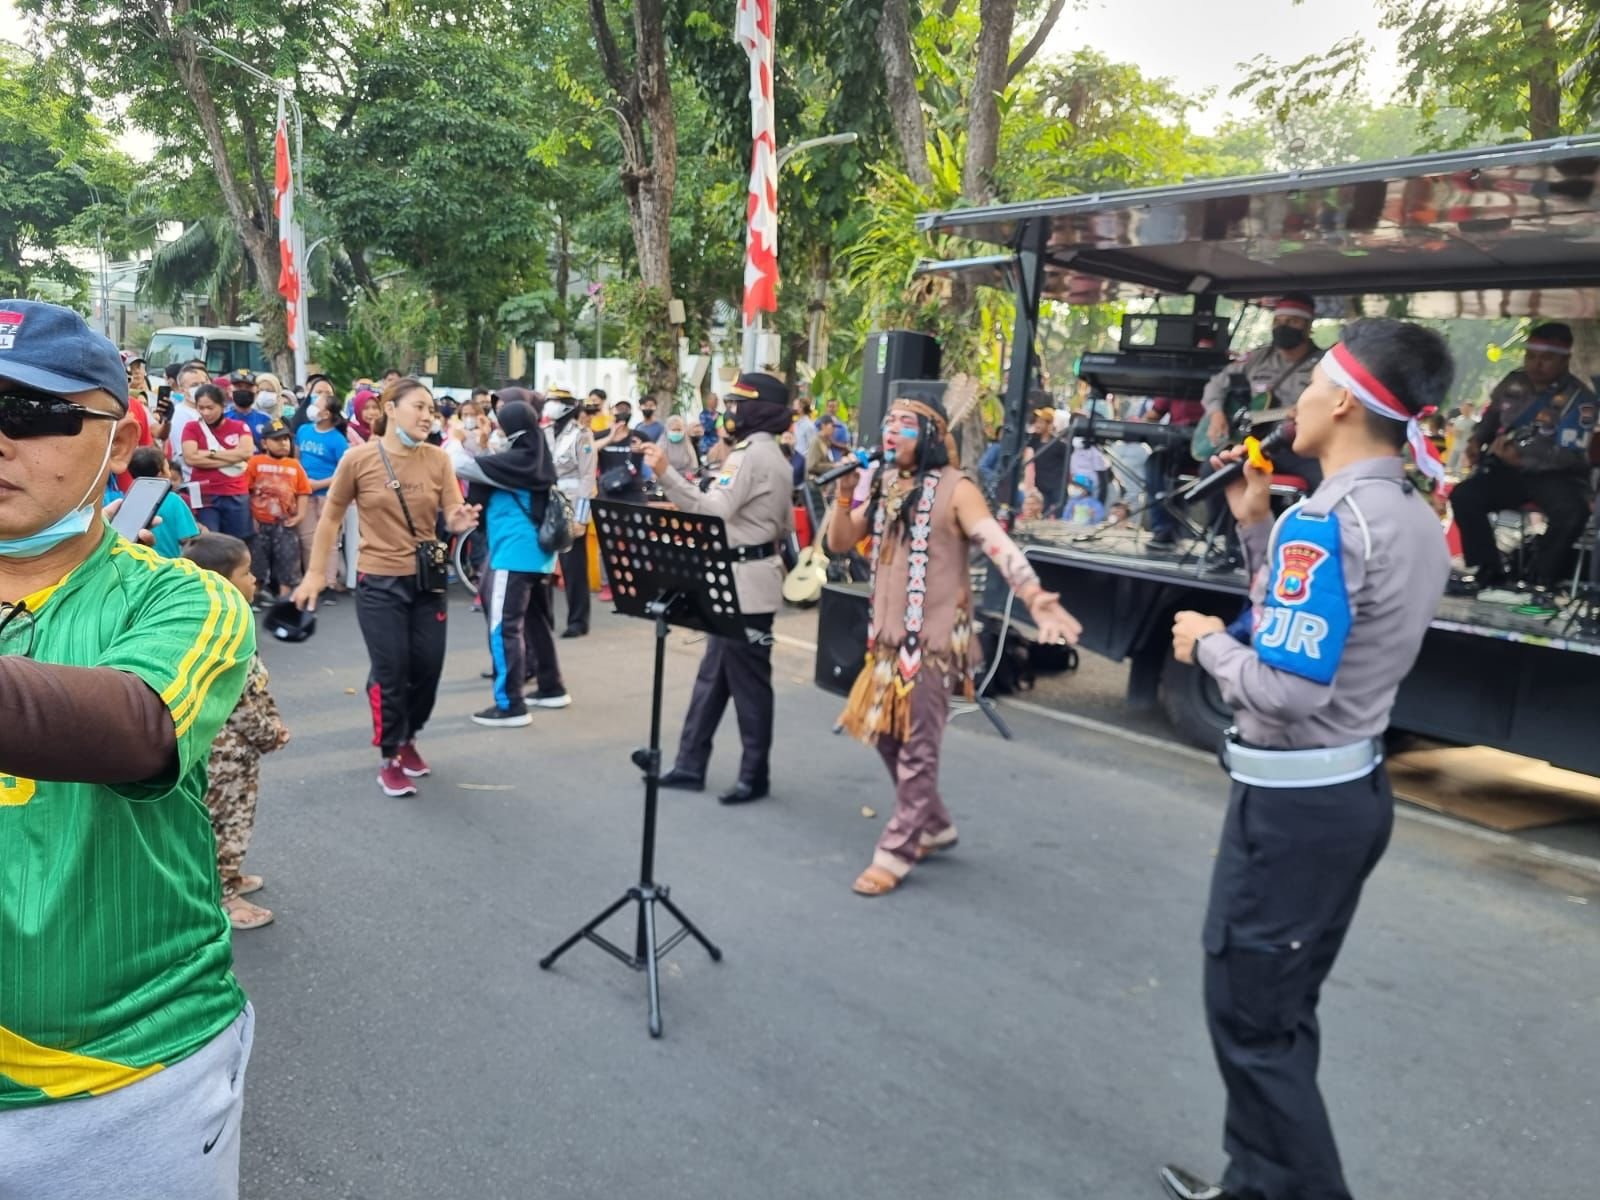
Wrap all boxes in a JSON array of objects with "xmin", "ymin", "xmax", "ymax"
[{"xmin": 186, "ymin": 534, "xmax": 290, "ymax": 931}]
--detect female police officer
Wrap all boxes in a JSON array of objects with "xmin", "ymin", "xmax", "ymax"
[
  {"xmin": 641, "ymin": 372, "xmax": 795, "ymax": 805},
  {"xmin": 1161, "ymin": 319, "xmax": 1453, "ymax": 1200}
]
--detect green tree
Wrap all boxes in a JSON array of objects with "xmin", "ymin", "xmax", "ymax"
[
  {"xmin": 0, "ymin": 44, "xmax": 140, "ymax": 298},
  {"xmin": 313, "ymin": 29, "xmax": 556, "ymax": 384},
  {"xmin": 1236, "ymin": 1, "xmax": 1600, "ymax": 147}
]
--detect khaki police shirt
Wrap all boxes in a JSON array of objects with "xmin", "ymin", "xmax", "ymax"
[
  {"xmin": 1195, "ymin": 456, "xmax": 1448, "ymax": 749},
  {"xmin": 1200, "ymin": 344, "xmax": 1323, "ymax": 416},
  {"xmin": 657, "ymin": 431, "xmax": 794, "ymax": 616}
]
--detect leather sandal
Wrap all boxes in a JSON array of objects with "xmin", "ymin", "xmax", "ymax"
[
  {"xmin": 915, "ymin": 828, "xmax": 959, "ymax": 861},
  {"xmin": 852, "ymin": 864, "xmax": 905, "ymax": 897},
  {"xmin": 223, "ymin": 896, "xmax": 274, "ymax": 931},
  {"xmin": 237, "ymin": 874, "xmax": 265, "ymax": 897}
]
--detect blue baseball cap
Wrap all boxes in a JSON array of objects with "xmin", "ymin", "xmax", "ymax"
[{"xmin": 0, "ymin": 300, "xmax": 129, "ymax": 411}]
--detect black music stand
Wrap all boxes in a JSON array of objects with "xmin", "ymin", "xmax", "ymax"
[{"xmin": 539, "ymin": 501, "xmax": 740, "ymax": 1037}]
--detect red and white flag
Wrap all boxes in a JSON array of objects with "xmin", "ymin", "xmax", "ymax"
[
  {"xmin": 736, "ymin": 0, "xmax": 777, "ymax": 325},
  {"xmin": 273, "ymin": 98, "xmax": 302, "ymax": 356}
]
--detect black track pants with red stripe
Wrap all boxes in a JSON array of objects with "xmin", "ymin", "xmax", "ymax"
[{"xmin": 356, "ymin": 573, "xmax": 449, "ymax": 759}]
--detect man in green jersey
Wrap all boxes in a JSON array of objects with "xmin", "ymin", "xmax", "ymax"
[{"xmin": 0, "ymin": 301, "xmax": 256, "ymax": 1199}]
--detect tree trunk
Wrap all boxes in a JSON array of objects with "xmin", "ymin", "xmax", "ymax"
[
  {"xmin": 964, "ymin": 0, "xmax": 1019, "ymax": 206},
  {"xmin": 877, "ymin": 0, "xmax": 934, "ymax": 189},
  {"xmin": 1524, "ymin": 3, "xmax": 1562, "ymax": 138},
  {"xmin": 160, "ymin": 4, "xmax": 285, "ymax": 368},
  {"xmin": 554, "ymin": 207, "xmax": 571, "ymax": 352},
  {"xmin": 589, "ymin": 0, "xmax": 678, "ymax": 401},
  {"xmin": 806, "ymin": 246, "xmax": 831, "ymax": 370}
]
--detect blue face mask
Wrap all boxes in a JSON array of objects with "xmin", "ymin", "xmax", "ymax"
[
  {"xmin": 0, "ymin": 425, "xmax": 117, "ymax": 559},
  {"xmin": 395, "ymin": 425, "xmax": 420, "ymax": 449}
]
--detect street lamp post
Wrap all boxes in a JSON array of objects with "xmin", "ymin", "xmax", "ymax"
[{"xmin": 740, "ymin": 131, "xmax": 859, "ymax": 373}]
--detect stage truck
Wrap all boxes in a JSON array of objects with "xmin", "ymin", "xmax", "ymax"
[{"xmin": 818, "ymin": 137, "xmax": 1600, "ymax": 777}]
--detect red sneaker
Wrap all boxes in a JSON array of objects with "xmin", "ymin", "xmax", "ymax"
[
  {"xmin": 395, "ymin": 742, "xmax": 431, "ymax": 778},
  {"xmin": 378, "ymin": 761, "xmax": 418, "ymax": 797},
  {"xmin": 598, "ymin": 585, "xmax": 614, "ymax": 603}
]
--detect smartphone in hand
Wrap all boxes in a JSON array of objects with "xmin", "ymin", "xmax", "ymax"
[{"xmin": 110, "ymin": 477, "xmax": 171, "ymax": 541}]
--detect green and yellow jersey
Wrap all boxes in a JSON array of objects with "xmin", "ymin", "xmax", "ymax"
[{"xmin": 0, "ymin": 525, "xmax": 254, "ymax": 1108}]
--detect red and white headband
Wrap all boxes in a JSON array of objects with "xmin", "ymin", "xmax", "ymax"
[
  {"xmin": 1273, "ymin": 298, "xmax": 1315, "ymax": 321},
  {"xmin": 1324, "ymin": 342, "xmax": 1444, "ymax": 481},
  {"xmin": 1525, "ymin": 339, "xmax": 1572, "ymax": 355}
]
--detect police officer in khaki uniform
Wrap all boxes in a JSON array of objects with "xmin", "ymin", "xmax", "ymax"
[
  {"xmin": 1200, "ymin": 293, "xmax": 1324, "ymax": 489},
  {"xmin": 642, "ymin": 372, "xmax": 795, "ymax": 805},
  {"xmin": 1161, "ymin": 319, "xmax": 1454, "ymax": 1200}
]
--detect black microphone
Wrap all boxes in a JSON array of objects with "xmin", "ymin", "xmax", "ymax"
[
  {"xmin": 814, "ymin": 446, "xmax": 884, "ymax": 486},
  {"xmin": 1178, "ymin": 421, "xmax": 1297, "ymax": 505}
]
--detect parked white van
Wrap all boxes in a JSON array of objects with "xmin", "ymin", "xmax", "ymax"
[{"xmin": 145, "ymin": 325, "xmax": 271, "ymax": 377}]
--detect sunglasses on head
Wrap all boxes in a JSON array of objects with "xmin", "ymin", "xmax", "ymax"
[{"xmin": 0, "ymin": 386, "xmax": 123, "ymax": 440}]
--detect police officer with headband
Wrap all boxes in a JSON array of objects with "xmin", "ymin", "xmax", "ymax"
[{"xmin": 1161, "ymin": 319, "xmax": 1454, "ymax": 1200}]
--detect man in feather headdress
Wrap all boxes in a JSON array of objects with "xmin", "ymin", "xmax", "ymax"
[{"xmin": 826, "ymin": 383, "xmax": 1082, "ymax": 896}]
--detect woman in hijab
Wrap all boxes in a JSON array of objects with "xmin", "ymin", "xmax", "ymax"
[
  {"xmin": 453, "ymin": 391, "xmax": 571, "ymax": 724},
  {"xmin": 347, "ymin": 387, "xmax": 383, "ymax": 445},
  {"xmin": 659, "ymin": 413, "xmax": 700, "ymax": 478}
]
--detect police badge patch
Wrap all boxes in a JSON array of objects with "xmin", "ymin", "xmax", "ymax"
[
  {"xmin": 1254, "ymin": 508, "xmax": 1350, "ymax": 685},
  {"xmin": 1273, "ymin": 541, "xmax": 1328, "ymax": 604}
]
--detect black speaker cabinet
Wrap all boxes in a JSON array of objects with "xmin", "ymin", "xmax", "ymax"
[
  {"xmin": 859, "ymin": 331, "xmax": 940, "ymax": 440},
  {"xmin": 815, "ymin": 582, "xmax": 872, "ymax": 695}
]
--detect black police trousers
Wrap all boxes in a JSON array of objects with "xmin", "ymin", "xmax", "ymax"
[
  {"xmin": 672, "ymin": 613, "xmax": 775, "ymax": 786},
  {"xmin": 1201, "ymin": 767, "xmax": 1394, "ymax": 1200},
  {"xmin": 355, "ymin": 573, "xmax": 449, "ymax": 759},
  {"xmin": 559, "ymin": 537, "xmax": 590, "ymax": 634}
]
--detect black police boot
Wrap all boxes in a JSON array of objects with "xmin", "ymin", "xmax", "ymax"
[
  {"xmin": 657, "ymin": 767, "xmax": 705, "ymax": 792},
  {"xmin": 1158, "ymin": 1164, "xmax": 1236, "ymax": 1200},
  {"xmin": 717, "ymin": 779, "xmax": 769, "ymax": 805}
]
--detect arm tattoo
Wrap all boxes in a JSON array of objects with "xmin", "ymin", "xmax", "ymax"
[{"xmin": 969, "ymin": 517, "xmax": 1040, "ymax": 593}]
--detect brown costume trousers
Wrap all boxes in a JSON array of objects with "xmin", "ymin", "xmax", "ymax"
[{"xmin": 873, "ymin": 668, "xmax": 956, "ymax": 865}]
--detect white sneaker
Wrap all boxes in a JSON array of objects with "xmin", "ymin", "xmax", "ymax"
[{"xmin": 525, "ymin": 690, "xmax": 573, "ymax": 709}]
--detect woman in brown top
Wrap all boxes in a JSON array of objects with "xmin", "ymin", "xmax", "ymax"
[
  {"xmin": 828, "ymin": 388, "xmax": 1081, "ymax": 896},
  {"xmin": 292, "ymin": 378, "xmax": 480, "ymax": 798}
]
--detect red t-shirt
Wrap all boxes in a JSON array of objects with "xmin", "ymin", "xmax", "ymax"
[
  {"xmin": 242, "ymin": 454, "xmax": 312, "ymax": 525},
  {"xmin": 180, "ymin": 417, "xmax": 252, "ymax": 499},
  {"xmin": 112, "ymin": 399, "xmax": 156, "ymax": 493}
]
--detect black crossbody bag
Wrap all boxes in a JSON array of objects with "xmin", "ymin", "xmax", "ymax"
[{"xmin": 377, "ymin": 442, "xmax": 450, "ymax": 593}]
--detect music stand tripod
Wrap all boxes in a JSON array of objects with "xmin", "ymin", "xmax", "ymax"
[{"xmin": 539, "ymin": 501, "xmax": 743, "ymax": 1037}]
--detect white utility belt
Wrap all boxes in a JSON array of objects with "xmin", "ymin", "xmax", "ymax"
[{"xmin": 1221, "ymin": 728, "xmax": 1383, "ymax": 789}]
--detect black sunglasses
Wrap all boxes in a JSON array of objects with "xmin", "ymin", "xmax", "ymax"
[{"xmin": 0, "ymin": 387, "xmax": 123, "ymax": 440}]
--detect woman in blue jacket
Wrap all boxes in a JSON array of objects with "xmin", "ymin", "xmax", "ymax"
[{"xmin": 454, "ymin": 393, "xmax": 572, "ymax": 726}]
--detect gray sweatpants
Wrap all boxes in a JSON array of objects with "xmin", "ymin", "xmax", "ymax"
[{"xmin": 0, "ymin": 1003, "xmax": 255, "ymax": 1200}]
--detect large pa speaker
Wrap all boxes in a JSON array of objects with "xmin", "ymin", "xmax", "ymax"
[
  {"xmin": 859, "ymin": 330, "xmax": 940, "ymax": 441},
  {"xmin": 814, "ymin": 582, "xmax": 872, "ymax": 696}
]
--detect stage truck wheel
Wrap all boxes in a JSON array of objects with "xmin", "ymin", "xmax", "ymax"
[{"xmin": 1159, "ymin": 652, "xmax": 1232, "ymax": 752}]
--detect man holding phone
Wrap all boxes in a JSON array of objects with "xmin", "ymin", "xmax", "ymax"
[{"xmin": 0, "ymin": 300, "xmax": 256, "ymax": 1198}]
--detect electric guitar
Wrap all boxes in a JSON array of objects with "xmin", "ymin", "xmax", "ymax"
[{"xmin": 1191, "ymin": 392, "xmax": 1295, "ymax": 461}]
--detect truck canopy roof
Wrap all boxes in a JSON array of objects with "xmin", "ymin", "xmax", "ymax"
[{"xmin": 915, "ymin": 136, "xmax": 1600, "ymax": 319}]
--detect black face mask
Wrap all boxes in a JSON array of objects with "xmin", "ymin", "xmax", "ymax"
[
  {"xmin": 1272, "ymin": 325, "xmax": 1307, "ymax": 352},
  {"xmin": 641, "ymin": 407, "xmax": 656, "ymax": 419},
  {"xmin": 232, "ymin": 389, "xmax": 255, "ymax": 409}
]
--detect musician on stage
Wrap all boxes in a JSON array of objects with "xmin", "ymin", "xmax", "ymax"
[
  {"xmin": 1161, "ymin": 318, "xmax": 1453, "ymax": 1200},
  {"xmin": 1173, "ymin": 294, "xmax": 1326, "ymax": 560},
  {"xmin": 1449, "ymin": 322, "xmax": 1595, "ymax": 592},
  {"xmin": 1199, "ymin": 294, "xmax": 1323, "ymax": 456},
  {"xmin": 642, "ymin": 372, "xmax": 794, "ymax": 806},
  {"xmin": 826, "ymin": 386, "xmax": 1081, "ymax": 897}
]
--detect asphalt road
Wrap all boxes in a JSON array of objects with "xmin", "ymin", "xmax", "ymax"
[{"xmin": 236, "ymin": 593, "xmax": 1600, "ymax": 1200}]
